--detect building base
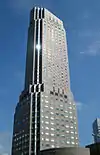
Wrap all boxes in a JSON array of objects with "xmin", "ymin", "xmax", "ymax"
[{"xmin": 40, "ymin": 147, "xmax": 90, "ymax": 155}]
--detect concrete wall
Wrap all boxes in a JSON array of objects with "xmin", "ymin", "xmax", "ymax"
[{"xmin": 40, "ymin": 147, "xmax": 90, "ymax": 155}]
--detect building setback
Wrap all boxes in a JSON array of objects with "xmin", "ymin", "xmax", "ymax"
[{"xmin": 11, "ymin": 7, "xmax": 79, "ymax": 155}]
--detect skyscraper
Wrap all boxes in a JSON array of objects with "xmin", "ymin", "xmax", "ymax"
[
  {"xmin": 11, "ymin": 7, "xmax": 79, "ymax": 155},
  {"xmin": 93, "ymin": 118, "xmax": 100, "ymax": 143}
]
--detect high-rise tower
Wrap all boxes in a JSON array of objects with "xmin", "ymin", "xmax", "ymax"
[{"xmin": 11, "ymin": 7, "xmax": 79, "ymax": 155}]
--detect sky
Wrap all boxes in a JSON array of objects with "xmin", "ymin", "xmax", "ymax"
[{"xmin": 0, "ymin": 0, "xmax": 100, "ymax": 154}]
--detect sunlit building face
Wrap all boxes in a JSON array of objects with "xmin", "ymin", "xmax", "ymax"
[{"xmin": 11, "ymin": 7, "xmax": 79, "ymax": 155}]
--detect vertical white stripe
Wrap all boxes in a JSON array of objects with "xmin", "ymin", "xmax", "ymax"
[
  {"xmin": 37, "ymin": 20, "xmax": 40, "ymax": 84},
  {"xmin": 37, "ymin": 8, "xmax": 39, "ymax": 19},
  {"xmin": 32, "ymin": 20, "xmax": 36, "ymax": 84},
  {"xmin": 34, "ymin": 7, "xmax": 36, "ymax": 20},
  {"xmin": 29, "ymin": 93, "xmax": 33, "ymax": 155},
  {"xmin": 35, "ymin": 93, "xmax": 37, "ymax": 155}
]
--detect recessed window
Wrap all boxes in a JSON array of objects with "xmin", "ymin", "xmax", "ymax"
[
  {"xmin": 67, "ymin": 141, "xmax": 70, "ymax": 144},
  {"xmin": 50, "ymin": 112, "xmax": 54, "ymax": 114},
  {"xmin": 45, "ymin": 133, "xmax": 49, "ymax": 135},
  {"xmin": 45, "ymin": 100, "xmax": 48, "ymax": 103},
  {"xmin": 45, "ymin": 96, "xmax": 48, "ymax": 98},
  {"xmin": 51, "ymin": 139, "xmax": 54, "ymax": 142},
  {"xmin": 46, "ymin": 138, "xmax": 49, "ymax": 141},
  {"xmin": 45, "ymin": 116, "xmax": 49, "ymax": 119},
  {"xmin": 71, "ymin": 131, "xmax": 74, "ymax": 134},
  {"xmin": 60, "ymin": 104, "xmax": 63, "ymax": 107},
  {"xmin": 51, "ymin": 117, "xmax": 54, "ymax": 120},
  {"xmin": 51, "ymin": 133, "xmax": 54, "ymax": 136},
  {"xmin": 45, "ymin": 105, "xmax": 48, "ymax": 108},
  {"xmin": 45, "ymin": 121, "xmax": 49, "ymax": 124},
  {"xmin": 65, "ymin": 115, "xmax": 68, "ymax": 118},
  {"xmin": 46, "ymin": 127, "xmax": 49, "ymax": 130}
]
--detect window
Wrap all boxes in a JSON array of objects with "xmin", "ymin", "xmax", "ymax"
[
  {"xmin": 46, "ymin": 127, "xmax": 49, "ymax": 130},
  {"xmin": 60, "ymin": 104, "xmax": 63, "ymax": 107},
  {"xmin": 51, "ymin": 133, "xmax": 54, "ymax": 136},
  {"xmin": 45, "ymin": 121, "xmax": 49, "ymax": 124},
  {"xmin": 45, "ymin": 100, "xmax": 48, "ymax": 103},
  {"xmin": 51, "ymin": 139, "xmax": 54, "ymax": 142},
  {"xmin": 51, "ymin": 128, "xmax": 54, "ymax": 130},
  {"xmin": 46, "ymin": 138, "xmax": 49, "ymax": 141},
  {"xmin": 65, "ymin": 115, "xmax": 68, "ymax": 118},
  {"xmin": 71, "ymin": 131, "xmax": 74, "ymax": 134},
  {"xmin": 51, "ymin": 117, "xmax": 54, "ymax": 120},
  {"xmin": 45, "ymin": 116, "xmax": 49, "ymax": 119},
  {"xmin": 45, "ymin": 105, "xmax": 48, "ymax": 108}
]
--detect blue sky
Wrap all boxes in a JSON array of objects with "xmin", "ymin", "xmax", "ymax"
[{"xmin": 0, "ymin": 0, "xmax": 100, "ymax": 154}]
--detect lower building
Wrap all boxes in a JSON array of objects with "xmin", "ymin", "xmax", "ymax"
[
  {"xmin": 40, "ymin": 147, "xmax": 90, "ymax": 155},
  {"xmin": 86, "ymin": 143, "xmax": 100, "ymax": 155}
]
